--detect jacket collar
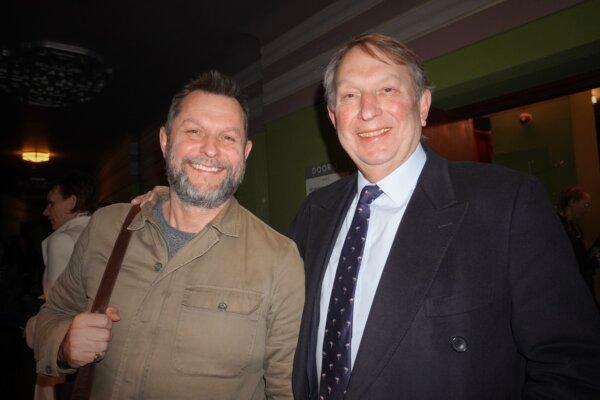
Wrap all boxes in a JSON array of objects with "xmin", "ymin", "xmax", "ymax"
[
  {"xmin": 128, "ymin": 191, "xmax": 241, "ymax": 237},
  {"xmin": 53, "ymin": 213, "xmax": 91, "ymax": 235},
  {"xmin": 314, "ymin": 142, "xmax": 457, "ymax": 212},
  {"xmin": 418, "ymin": 143, "xmax": 459, "ymax": 210}
]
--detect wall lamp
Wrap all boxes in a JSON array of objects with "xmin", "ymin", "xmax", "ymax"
[{"xmin": 22, "ymin": 151, "xmax": 50, "ymax": 163}]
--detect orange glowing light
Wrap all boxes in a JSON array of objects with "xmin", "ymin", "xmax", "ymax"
[{"xmin": 22, "ymin": 151, "xmax": 50, "ymax": 163}]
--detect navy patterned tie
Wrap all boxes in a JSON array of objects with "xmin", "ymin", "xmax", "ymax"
[{"xmin": 319, "ymin": 184, "xmax": 383, "ymax": 400}]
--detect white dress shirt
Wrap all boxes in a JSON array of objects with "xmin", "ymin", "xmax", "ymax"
[{"xmin": 316, "ymin": 144, "xmax": 426, "ymax": 379}]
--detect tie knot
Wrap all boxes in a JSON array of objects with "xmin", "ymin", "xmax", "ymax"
[{"xmin": 358, "ymin": 185, "xmax": 383, "ymax": 205}]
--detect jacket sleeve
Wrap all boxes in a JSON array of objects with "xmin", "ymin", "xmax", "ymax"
[
  {"xmin": 263, "ymin": 241, "xmax": 305, "ymax": 399},
  {"xmin": 34, "ymin": 217, "xmax": 94, "ymax": 376},
  {"xmin": 508, "ymin": 176, "xmax": 600, "ymax": 399}
]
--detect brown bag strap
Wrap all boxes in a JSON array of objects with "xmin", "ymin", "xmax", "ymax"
[{"xmin": 71, "ymin": 204, "xmax": 141, "ymax": 400}]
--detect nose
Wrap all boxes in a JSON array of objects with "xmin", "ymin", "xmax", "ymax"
[
  {"xmin": 43, "ymin": 205, "xmax": 50, "ymax": 217},
  {"xmin": 359, "ymin": 92, "xmax": 382, "ymax": 120},
  {"xmin": 199, "ymin": 134, "xmax": 219, "ymax": 158}
]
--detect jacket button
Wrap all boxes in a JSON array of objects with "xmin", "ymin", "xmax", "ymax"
[
  {"xmin": 153, "ymin": 262, "xmax": 163, "ymax": 272},
  {"xmin": 218, "ymin": 302, "xmax": 228, "ymax": 311},
  {"xmin": 450, "ymin": 336, "xmax": 468, "ymax": 352}
]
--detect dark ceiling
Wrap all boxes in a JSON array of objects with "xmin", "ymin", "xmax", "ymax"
[{"xmin": 0, "ymin": 0, "xmax": 336, "ymax": 195}]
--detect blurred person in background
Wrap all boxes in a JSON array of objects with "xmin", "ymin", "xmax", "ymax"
[
  {"xmin": 39, "ymin": 173, "xmax": 97, "ymax": 300},
  {"xmin": 26, "ymin": 172, "xmax": 96, "ymax": 400},
  {"xmin": 558, "ymin": 186, "xmax": 595, "ymax": 297}
]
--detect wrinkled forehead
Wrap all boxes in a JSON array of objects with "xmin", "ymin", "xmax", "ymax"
[
  {"xmin": 336, "ymin": 45, "xmax": 413, "ymax": 88},
  {"xmin": 338, "ymin": 44, "xmax": 396, "ymax": 71},
  {"xmin": 177, "ymin": 91, "xmax": 246, "ymax": 131},
  {"xmin": 180, "ymin": 91, "xmax": 243, "ymax": 115},
  {"xmin": 354, "ymin": 43, "xmax": 402, "ymax": 67}
]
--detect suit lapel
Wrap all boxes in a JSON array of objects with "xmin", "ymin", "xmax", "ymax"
[
  {"xmin": 347, "ymin": 150, "xmax": 468, "ymax": 399},
  {"xmin": 304, "ymin": 177, "xmax": 357, "ymax": 396}
]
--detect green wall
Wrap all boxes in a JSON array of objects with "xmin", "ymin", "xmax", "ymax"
[
  {"xmin": 490, "ymin": 97, "xmax": 576, "ymax": 201},
  {"xmin": 265, "ymin": 104, "xmax": 349, "ymax": 232},
  {"xmin": 235, "ymin": 131, "xmax": 270, "ymax": 222},
  {"xmin": 428, "ymin": 0, "xmax": 600, "ymax": 110}
]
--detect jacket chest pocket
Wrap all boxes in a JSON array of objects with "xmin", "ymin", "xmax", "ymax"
[
  {"xmin": 425, "ymin": 287, "xmax": 492, "ymax": 317},
  {"xmin": 172, "ymin": 285, "xmax": 264, "ymax": 377}
]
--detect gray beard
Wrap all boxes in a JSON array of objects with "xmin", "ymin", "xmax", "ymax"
[{"xmin": 165, "ymin": 146, "xmax": 245, "ymax": 209}]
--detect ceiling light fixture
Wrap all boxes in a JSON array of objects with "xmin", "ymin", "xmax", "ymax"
[
  {"xmin": 22, "ymin": 151, "xmax": 50, "ymax": 163},
  {"xmin": 0, "ymin": 41, "xmax": 112, "ymax": 107}
]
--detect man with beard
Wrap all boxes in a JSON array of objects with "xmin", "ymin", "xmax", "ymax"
[{"xmin": 34, "ymin": 70, "xmax": 305, "ymax": 400}]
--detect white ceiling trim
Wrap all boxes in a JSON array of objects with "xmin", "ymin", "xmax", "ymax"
[
  {"xmin": 262, "ymin": 0, "xmax": 386, "ymax": 67},
  {"xmin": 235, "ymin": 61, "xmax": 262, "ymax": 89},
  {"xmin": 263, "ymin": 0, "xmax": 503, "ymax": 106},
  {"xmin": 377, "ymin": 0, "xmax": 504, "ymax": 43}
]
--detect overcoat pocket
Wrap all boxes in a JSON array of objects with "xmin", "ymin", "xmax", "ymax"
[{"xmin": 425, "ymin": 287, "xmax": 492, "ymax": 317}]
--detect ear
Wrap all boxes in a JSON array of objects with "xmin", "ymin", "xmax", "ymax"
[
  {"xmin": 244, "ymin": 139, "xmax": 253, "ymax": 160},
  {"xmin": 67, "ymin": 195, "xmax": 77, "ymax": 213},
  {"xmin": 327, "ymin": 106, "xmax": 337, "ymax": 129},
  {"xmin": 159, "ymin": 126, "xmax": 168, "ymax": 158},
  {"xmin": 419, "ymin": 89, "xmax": 432, "ymax": 127}
]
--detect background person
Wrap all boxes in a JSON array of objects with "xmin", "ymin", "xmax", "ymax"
[
  {"xmin": 40, "ymin": 173, "xmax": 97, "ymax": 300},
  {"xmin": 558, "ymin": 186, "xmax": 595, "ymax": 297},
  {"xmin": 26, "ymin": 172, "xmax": 96, "ymax": 400}
]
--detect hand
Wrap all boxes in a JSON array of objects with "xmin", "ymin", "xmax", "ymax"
[
  {"xmin": 60, "ymin": 307, "xmax": 121, "ymax": 368},
  {"xmin": 131, "ymin": 185, "xmax": 169, "ymax": 207}
]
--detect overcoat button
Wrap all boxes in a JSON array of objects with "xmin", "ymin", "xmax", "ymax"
[
  {"xmin": 218, "ymin": 302, "xmax": 228, "ymax": 311},
  {"xmin": 153, "ymin": 262, "xmax": 163, "ymax": 272},
  {"xmin": 450, "ymin": 336, "xmax": 468, "ymax": 352}
]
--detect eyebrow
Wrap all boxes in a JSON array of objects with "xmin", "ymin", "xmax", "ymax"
[
  {"xmin": 337, "ymin": 73, "xmax": 403, "ymax": 87},
  {"xmin": 179, "ymin": 118, "xmax": 242, "ymax": 133}
]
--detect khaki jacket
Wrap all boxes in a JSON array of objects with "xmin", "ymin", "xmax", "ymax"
[{"xmin": 34, "ymin": 197, "xmax": 305, "ymax": 400}]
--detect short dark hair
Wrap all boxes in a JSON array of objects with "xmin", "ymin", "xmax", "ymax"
[
  {"xmin": 324, "ymin": 33, "xmax": 432, "ymax": 109},
  {"xmin": 165, "ymin": 70, "xmax": 249, "ymax": 136},
  {"xmin": 53, "ymin": 172, "xmax": 97, "ymax": 213},
  {"xmin": 558, "ymin": 186, "xmax": 589, "ymax": 212}
]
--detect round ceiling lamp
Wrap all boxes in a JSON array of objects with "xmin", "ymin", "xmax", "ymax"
[{"xmin": 0, "ymin": 41, "xmax": 112, "ymax": 107}]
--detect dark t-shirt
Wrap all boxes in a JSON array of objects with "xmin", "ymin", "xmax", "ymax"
[{"xmin": 153, "ymin": 201, "xmax": 197, "ymax": 259}]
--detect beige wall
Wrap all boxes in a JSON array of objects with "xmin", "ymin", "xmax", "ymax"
[{"xmin": 424, "ymin": 120, "xmax": 476, "ymax": 162}]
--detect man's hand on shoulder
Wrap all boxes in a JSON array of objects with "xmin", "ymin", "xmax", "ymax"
[
  {"xmin": 131, "ymin": 185, "xmax": 169, "ymax": 207},
  {"xmin": 59, "ymin": 306, "xmax": 121, "ymax": 368}
]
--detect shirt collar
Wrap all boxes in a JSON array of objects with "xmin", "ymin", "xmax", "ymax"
[
  {"xmin": 357, "ymin": 143, "xmax": 427, "ymax": 206},
  {"xmin": 54, "ymin": 213, "xmax": 91, "ymax": 234},
  {"xmin": 131, "ymin": 191, "xmax": 241, "ymax": 237}
]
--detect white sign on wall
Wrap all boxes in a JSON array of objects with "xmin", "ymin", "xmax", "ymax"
[{"xmin": 305, "ymin": 162, "xmax": 344, "ymax": 195}]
